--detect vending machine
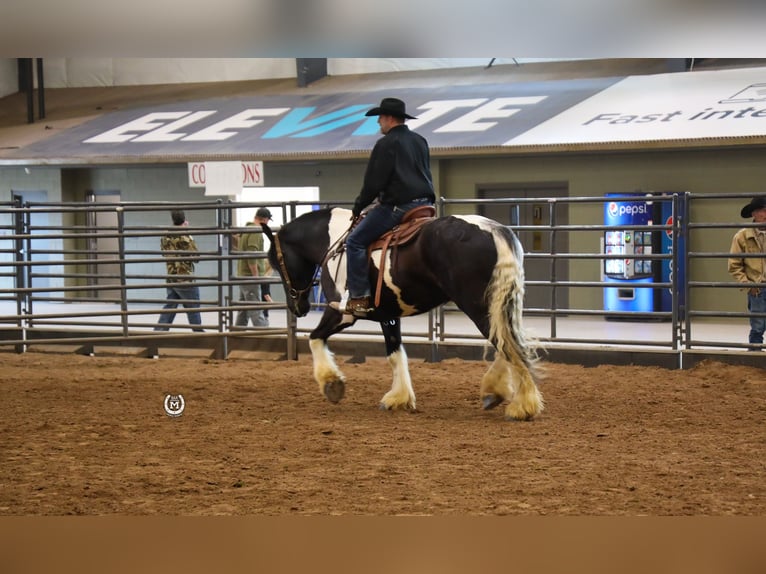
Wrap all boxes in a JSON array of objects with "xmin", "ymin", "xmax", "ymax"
[{"xmin": 603, "ymin": 192, "xmax": 683, "ymax": 319}]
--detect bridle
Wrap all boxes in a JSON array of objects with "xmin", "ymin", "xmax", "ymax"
[
  {"xmin": 273, "ymin": 232, "xmax": 320, "ymax": 305},
  {"xmin": 272, "ymin": 216, "xmax": 353, "ymax": 313}
]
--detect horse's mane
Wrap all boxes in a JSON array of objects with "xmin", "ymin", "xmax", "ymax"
[
  {"xmin": 280, "ymin": 207, "xmax": 332, "ymax": 235},
  {"xmin": 277, "ymin": 207, "xmax": 339, "ymax": 263}
]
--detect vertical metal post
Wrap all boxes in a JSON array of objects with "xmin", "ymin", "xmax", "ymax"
[
  {"xmin": 22, "ymin": 206, "xmax": 34, "ymax": 326},
  {"xmin": 433, "ymin": 197, "xmax": 445, "ymax": 362},
  {"xmin": 681, "ymin": 192, "xmax": 691, "ymax": 352},
  {"xmin": 13, "ymin": 197, "xmax": 26, "ymax": 353},
  {"xmin": 548, "ymin": 199, "xmax": 558, "ymax": 339},
  {"xmin": 23, "ymin": 59, "xmax": 34, "ymax": 124},
  {"xmin": 426, "ymin": 309, "xmax": 435, "ymax": 362},
  {"xmin": 295, "ymin": 58, "xmax": 327, "ymax": 87},
  {"xmin": 669, "ymin": 194, "xmax": 679, "ymax": 353},
  {"xmin": 116, "ymin": 207, "xmax": 129, "ymax": 335},
  {"xmin": 510, "ymin": 204, "xmax": 520, "ymax": 227},
  {"xmin": 36, "ymin": 58, "xmax": 45, "ymax": 119},
  {"xmin": 216, "ymin": 201, "xmax": 229, "ymax": 359}
]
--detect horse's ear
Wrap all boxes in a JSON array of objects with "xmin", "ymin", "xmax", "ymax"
[{"xmin": 260, "ymin": 223, "xmax": 274, "ymax": 241}]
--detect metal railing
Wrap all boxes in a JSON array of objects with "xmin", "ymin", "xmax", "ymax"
[{"xmin": 0, "ymin": 194, "xmax": 762, "ymax": 367}]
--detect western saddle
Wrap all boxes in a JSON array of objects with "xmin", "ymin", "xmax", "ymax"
[{"xmin": 368, "ymin": 204, "xmax": 436, "ymax": 307}]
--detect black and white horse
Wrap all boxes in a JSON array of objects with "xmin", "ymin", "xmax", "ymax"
[{"xmin": 263, "ymin": 207, "xmax": 543, "ymax": 421}]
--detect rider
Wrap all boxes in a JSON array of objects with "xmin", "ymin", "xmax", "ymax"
[{"xmin": 345, "ymin": 97, "xmax": 435, "ymax": 317}]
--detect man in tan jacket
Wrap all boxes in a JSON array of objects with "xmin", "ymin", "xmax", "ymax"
[{"xmin": 728, "ymin": 196, "xmax": 766, "ymax": 350}]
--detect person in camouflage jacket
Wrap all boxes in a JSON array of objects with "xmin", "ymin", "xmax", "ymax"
[{"xmin": 155, "ymin": 210, "xmax": 204, "ymax": 332}]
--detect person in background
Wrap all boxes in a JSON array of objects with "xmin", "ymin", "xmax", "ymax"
[
  {"xmin": 155, "ymin": 209, "xmax": 204, "ymax": 332},
  {"xmin": 728, "ymin": 195, "xmax": 766, "ymax": 350},
  {"xmin": 235, "ymin": 207, "xmax": 272, "ymax": 328},
  {"xmin": 344, "ymin": 97, "xmax": 435, "ymax": 317}
]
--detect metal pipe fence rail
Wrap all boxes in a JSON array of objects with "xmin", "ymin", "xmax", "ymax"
[{"xmin": 0, "ymin": 196, "xmax": 762, "ymax": 369}]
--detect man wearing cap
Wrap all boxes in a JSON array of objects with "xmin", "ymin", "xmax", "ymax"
[
  {"xmin": 728, "ymin": 196, "xmax": 766, "ymax": 350},
  {"xmin": 234, "ymin": 207, "xmax": 272, "ymax": 328},
  {"xmin": 344, "ymin": 97, "xmax": 435, "ymax": 317}
]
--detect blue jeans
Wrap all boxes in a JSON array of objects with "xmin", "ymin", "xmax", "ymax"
[
  {"xmin": 156, "ymin": 284, "xmax": 204, "ymax": 331},
  {"xmin": 747, "ymin": 289, "xmax": 766, "ymax": 347},
  {"xmin": 346, "ymin": 198, "xmax": 433, "ymax": 298}
]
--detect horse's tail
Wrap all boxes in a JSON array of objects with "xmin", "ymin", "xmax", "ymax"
[{"xmin": 486, "ymin": 226, "xmax": 542, "ymax": 386}]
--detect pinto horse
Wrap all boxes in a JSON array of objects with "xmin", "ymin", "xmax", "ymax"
[{"xmin": 262, "ymin": 206, "xmax": 543, "ymax": 421}]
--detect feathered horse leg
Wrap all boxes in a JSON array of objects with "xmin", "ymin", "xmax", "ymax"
[
  {"xmin": 486, "ymin": 230, "xmax": 544, "ymax": 421},
  {"xmin": 378, "ymin": 319, "xmax": 417, "ymax": 411},
  {"xmin": 308, "ymin": 307, "xmax": 353, "ymax": 404}
]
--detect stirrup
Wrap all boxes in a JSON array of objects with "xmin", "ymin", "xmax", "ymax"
[{"xmin": 346, "ymin": 296, "xmax": 374, "ymax": 317}]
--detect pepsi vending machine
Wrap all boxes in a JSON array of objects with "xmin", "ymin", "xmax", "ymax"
[{"xmin": 603, "ymin": 193, "xmax": 683, "ymax": 319}]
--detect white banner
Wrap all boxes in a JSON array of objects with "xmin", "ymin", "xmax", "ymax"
[{"xmin": 504, "ymin": 66, "xmax": 766, "ymax": 146}]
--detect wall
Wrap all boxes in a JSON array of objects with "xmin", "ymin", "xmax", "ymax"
[
  {"xmin": 264, "ymin": 160, "xmax": 363, "ymax": 206},
  {"xmin": 262, "ymin": 148, "xmax": 766, "ymax": 314},
  {"xmin": 0, "ymin": 166, "xmax": 64, "ymax": 293},
  {"xmin": 0, "ymin": 58, "xmax": 16, "ymax": 98},
  {"xmin": 441, "ymin": 147, "xmax": 766, "ymax": 312},
  {"xmin": 2, "ymin": 145, "xmax": 764, "ymax": 312}
]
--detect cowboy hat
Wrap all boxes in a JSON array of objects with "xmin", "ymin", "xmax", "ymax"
[
  {"xmin": 740, "ymin": 196, "xmax": 766, "ymax": 218},
  {"xmin": 365, "ymin": 97, "xmax": 417, "ymax": 120}
]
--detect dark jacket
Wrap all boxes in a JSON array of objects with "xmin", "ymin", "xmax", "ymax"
[{"xmin": 353, "ymin": 124, "xmax": 434, "ymax": 217}]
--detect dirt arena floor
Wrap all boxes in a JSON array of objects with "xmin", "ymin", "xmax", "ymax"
[{"xmin": 1, "ymin": 350, "xmax": 764, "ymax": 516}]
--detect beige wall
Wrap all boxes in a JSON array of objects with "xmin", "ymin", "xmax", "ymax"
[
  {"xmin": 437, "ymin": 147, "xmax": 766, "ymax": 312},
  {"xmin": 2, "ymin": 145, "xmax": 764, "ymax": 312},
  {"xmin": 224, "ymin": 147, "xmax": 766, "ymax": 313}
]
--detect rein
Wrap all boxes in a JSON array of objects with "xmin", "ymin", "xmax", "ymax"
[{"xmin": 322, "ymin": 227, "xmax": 350, "ymax": 282}]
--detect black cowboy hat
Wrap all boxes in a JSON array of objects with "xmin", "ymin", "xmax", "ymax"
[
  {"xmin": 740, "ymin": 196, "xmax": 766, "ymax": 218},
  {"xmin": 365, "ymin": 97, "xmax": 417, "ymax": 120}
]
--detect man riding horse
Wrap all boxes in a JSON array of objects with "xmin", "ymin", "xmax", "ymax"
[
  {"xmin": 263, "ymin": 97, "xmax": 543, "ymax": 421},
  {"xmin": 344, "ymin": 97, "xmax": 436, "ymax": 318}
]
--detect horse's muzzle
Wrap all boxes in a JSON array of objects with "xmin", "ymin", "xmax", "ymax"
[{"xmin": 290, "ymin": 299, "xmax": 310, "ymax": 318}]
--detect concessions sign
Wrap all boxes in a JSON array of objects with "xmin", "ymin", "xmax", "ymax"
[{"xmin": 187, "ymin": 161, "xmax": 263, "ymax": 187}]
